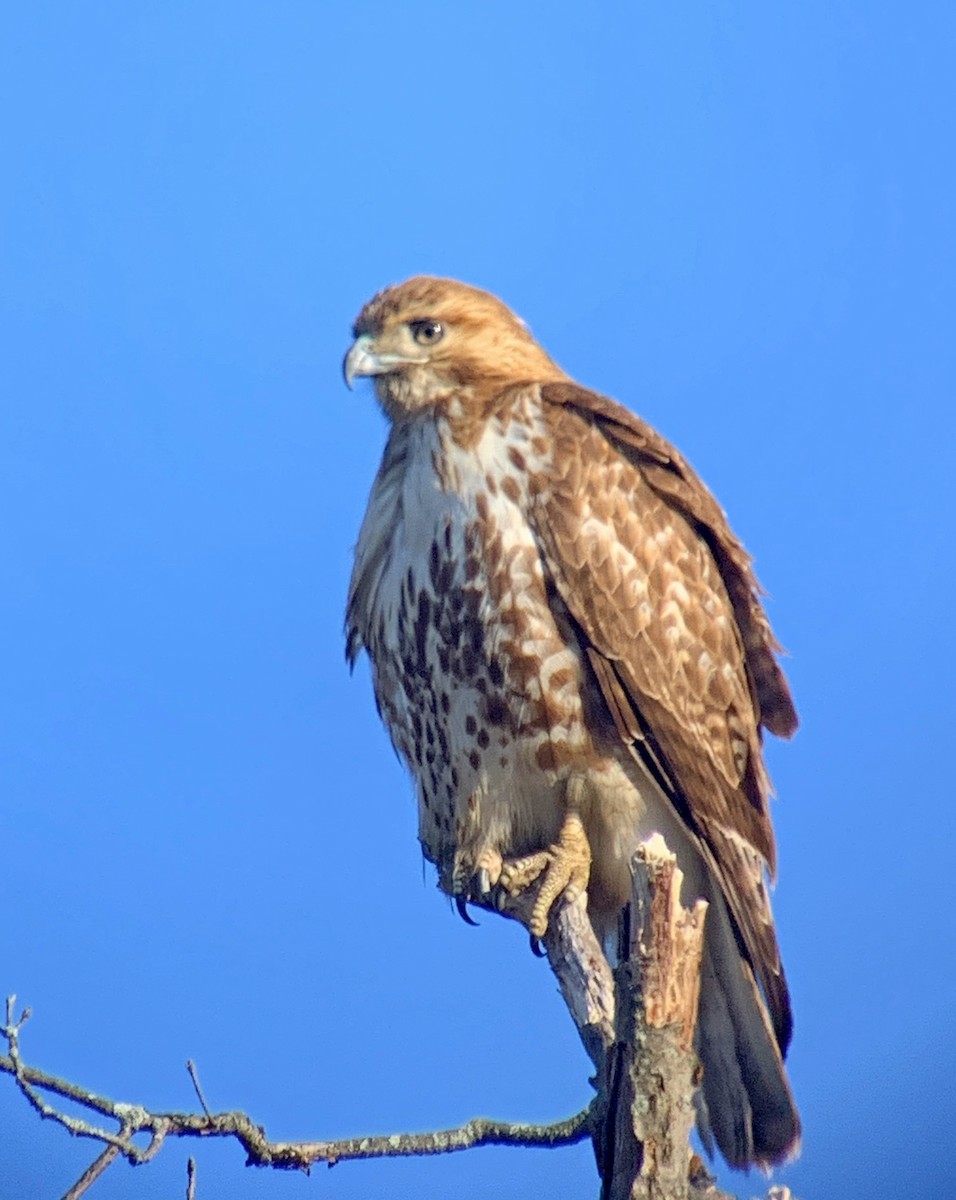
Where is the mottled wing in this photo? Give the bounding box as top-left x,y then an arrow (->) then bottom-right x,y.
532,382 -> 795,1048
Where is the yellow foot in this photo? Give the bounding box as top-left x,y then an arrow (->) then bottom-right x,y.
499,811 -> 591,938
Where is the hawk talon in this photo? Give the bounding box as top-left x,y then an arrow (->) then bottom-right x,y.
455,896 -> 480,926
529,934 -> 547,958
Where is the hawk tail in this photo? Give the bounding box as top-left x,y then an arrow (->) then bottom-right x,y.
694,890 -> 801,1169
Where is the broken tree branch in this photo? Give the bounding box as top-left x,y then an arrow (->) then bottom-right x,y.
602,834 -> 709,1200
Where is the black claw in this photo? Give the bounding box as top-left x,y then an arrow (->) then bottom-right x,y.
456,896 -> 480,926
529,934 -> 546,958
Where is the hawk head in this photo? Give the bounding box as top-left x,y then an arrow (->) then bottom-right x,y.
343,276 -> 566,419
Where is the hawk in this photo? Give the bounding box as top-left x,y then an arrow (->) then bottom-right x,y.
343,276 -> 800,1170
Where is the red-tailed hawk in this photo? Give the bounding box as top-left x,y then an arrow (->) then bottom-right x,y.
344,276 -> 800,1170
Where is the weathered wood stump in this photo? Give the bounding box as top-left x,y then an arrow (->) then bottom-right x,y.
539,833 -> 711,1200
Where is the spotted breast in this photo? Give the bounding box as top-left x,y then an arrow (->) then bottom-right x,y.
346,388 -> 613,898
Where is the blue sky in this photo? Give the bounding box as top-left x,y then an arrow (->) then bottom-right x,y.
2,3 -> 954,1197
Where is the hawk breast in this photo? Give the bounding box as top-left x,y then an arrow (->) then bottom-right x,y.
347,398 -> 598,882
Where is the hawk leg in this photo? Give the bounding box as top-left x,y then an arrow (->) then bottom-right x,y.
499,780 -> 592,938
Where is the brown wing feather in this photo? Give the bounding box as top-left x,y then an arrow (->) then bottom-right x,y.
542,382 -> 798,739
534,382 -> 794,1049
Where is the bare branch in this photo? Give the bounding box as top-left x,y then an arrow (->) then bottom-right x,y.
186,1059 -> 212,1120
471,887 -> 617,1075
0,1015 -> 592,1182
3,996 -> 141,1157
60,1142 -> 123,1200
543,893 -> 617,1073
2,860 -> 779,1200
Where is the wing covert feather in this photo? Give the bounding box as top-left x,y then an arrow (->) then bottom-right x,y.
542,383 -> 798,738
533,382 -> 794,1047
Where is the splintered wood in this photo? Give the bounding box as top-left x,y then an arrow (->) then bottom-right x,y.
631,835 -> 708,1053
602,834 -> 709,1200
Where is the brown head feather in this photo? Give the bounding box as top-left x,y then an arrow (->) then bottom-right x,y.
350,276 -> 567,418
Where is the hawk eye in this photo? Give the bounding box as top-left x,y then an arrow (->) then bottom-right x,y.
410,319 -> 444,346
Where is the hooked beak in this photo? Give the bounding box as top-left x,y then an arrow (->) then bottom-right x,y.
343,334 -> 409,390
